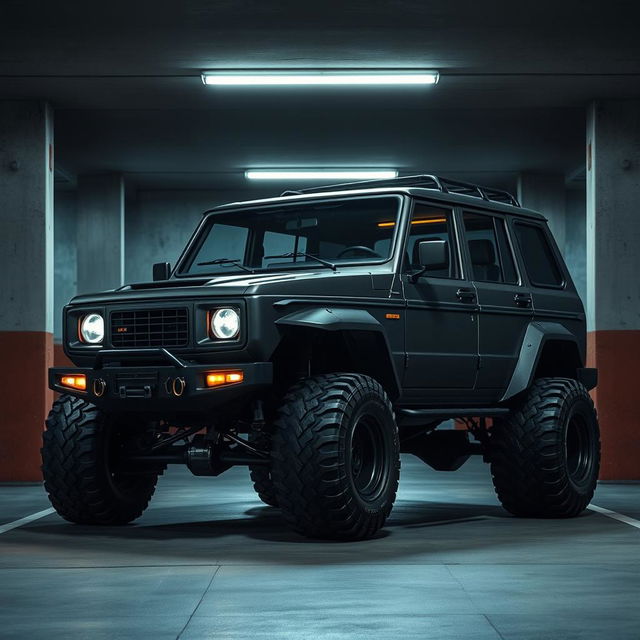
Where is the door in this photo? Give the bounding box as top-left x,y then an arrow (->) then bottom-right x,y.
511,220 -> 585,349
461,210 -> 533,394
401,203 -> 479,395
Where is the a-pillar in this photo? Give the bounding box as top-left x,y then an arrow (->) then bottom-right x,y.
0,101 -> 54,481
77,174 -> 124,294
517,172 -> 567,255
586,100 -> 640,480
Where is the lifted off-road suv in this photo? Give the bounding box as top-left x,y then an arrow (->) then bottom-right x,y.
43,174 -> 600,540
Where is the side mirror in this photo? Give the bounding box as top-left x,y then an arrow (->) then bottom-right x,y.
418,239 -> 449,270
411,240 -> 449,282
153,262 -> 171,281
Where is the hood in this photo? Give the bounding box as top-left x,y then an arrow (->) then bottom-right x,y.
68,267 -> 382,306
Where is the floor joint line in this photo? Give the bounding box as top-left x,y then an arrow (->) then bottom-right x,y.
176,565 -> 220,639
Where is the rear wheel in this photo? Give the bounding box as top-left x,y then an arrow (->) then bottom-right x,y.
490,378 -> 600,518
41,394 -> 158,525
271,373 -> 400,540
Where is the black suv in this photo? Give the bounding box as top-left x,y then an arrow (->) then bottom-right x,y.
43,175 -> 600,540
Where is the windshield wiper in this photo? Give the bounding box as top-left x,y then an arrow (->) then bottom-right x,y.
196,257 -> 254,273
264,252 -> 337,271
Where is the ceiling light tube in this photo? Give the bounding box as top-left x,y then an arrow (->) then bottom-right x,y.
202,70 -> 439,87
245,170 -> 398,181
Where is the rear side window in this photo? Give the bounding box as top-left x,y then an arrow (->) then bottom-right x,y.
514,223 -> 563,287
462,212 -> 518,284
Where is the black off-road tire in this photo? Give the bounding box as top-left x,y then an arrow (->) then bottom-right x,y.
248,430 -> 278,507
271,373 -> 400,540
490,378 -> 600,518
41,394 -> 158,525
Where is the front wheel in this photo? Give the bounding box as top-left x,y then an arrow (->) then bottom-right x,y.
42,394 -> 158,525
271,373 -> 400,540
490,378 -> 600,518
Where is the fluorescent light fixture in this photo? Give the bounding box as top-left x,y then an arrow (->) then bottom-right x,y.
245,170 -> 399,181
202,70 -> 439,86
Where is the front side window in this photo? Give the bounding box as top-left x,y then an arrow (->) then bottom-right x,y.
404,204 -> 458,278
179,196 -> 401,276
463,212 -> 518,284
514,222 -> 563,287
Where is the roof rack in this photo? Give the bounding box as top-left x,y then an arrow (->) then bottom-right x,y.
280,174 -> 520,207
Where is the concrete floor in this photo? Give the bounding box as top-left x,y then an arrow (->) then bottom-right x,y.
0,456 -> 638,640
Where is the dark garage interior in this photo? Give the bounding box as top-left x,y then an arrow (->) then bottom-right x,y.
1,2 -> 640,638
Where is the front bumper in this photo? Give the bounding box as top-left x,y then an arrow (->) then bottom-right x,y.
49,361 -> 273,413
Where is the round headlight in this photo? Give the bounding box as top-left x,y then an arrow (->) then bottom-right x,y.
80,313 -> 104,344
210,308 -> 240,340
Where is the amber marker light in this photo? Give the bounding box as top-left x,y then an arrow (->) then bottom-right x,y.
205,371 -> 244,387
60,374 -> 87,391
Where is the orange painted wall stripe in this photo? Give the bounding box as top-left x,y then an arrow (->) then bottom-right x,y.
0,331 -> 53,482
53,343 -> 73,368
587,330 -> 640,481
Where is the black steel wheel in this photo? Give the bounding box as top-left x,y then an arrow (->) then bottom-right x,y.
490,378 -> 600,518
42,394 -> 158,525
271,373 -> 400,540
349,414 -> 391,503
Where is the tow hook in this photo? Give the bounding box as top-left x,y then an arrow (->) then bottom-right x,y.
171,377 -> 186,397
92,378 -> 106,397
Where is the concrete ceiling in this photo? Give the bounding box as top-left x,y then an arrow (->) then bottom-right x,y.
2,0 -> 640,192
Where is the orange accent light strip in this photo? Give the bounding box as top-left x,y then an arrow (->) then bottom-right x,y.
206,371 -> 244,387
377,218 -> 447,228
412,218 -> 447,225
60,374 -> 87,391
385,313 -> 401,319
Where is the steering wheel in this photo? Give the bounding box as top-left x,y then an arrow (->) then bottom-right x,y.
337,245 -> 382,259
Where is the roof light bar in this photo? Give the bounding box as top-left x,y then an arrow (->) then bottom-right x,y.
202,70 -> 439,87
246,170 -> 398,181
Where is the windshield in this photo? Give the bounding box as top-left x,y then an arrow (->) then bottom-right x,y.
179,196 -> 402,276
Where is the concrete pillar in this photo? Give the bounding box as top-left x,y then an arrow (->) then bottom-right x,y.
564,188 -> 587,305
0,101 -> 54,481
586,100 -> 640,480
518,172 -> 567,254
77,174 -> 124,294
53,190 -> 77,367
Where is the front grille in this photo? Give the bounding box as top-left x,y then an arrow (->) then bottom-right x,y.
110,308 -> 189,348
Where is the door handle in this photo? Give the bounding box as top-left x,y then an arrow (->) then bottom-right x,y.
456,288 -> 476,303
514,293 -> 532,307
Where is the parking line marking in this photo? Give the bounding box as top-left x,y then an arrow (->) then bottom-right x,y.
588,504 -> 640,530
0,508 -> 55,535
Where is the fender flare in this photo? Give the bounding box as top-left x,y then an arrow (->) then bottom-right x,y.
275,307 -> 401,399
500,321 -> 583,402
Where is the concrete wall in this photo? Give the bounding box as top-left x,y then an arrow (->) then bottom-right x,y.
125,189 -> 262,283
53,190 -> 77,341
53,188 -> 251,333
77,174 -> 124,294
565,187 -> 587,305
